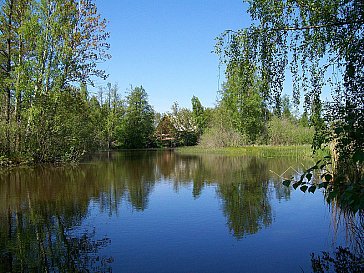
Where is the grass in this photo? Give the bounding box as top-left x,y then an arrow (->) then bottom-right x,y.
176,145 -> 329,159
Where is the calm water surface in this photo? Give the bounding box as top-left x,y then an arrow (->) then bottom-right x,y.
0,151 -> 348,272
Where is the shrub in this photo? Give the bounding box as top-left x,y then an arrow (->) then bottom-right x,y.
199,125 -> 243,148
268,116 -> 314,145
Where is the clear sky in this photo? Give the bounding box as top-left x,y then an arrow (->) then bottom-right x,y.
94,0 -> 251,113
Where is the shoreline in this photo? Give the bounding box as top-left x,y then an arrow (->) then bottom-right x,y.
0,145 -> 330,168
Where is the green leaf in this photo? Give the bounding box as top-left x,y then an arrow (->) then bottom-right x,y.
293,182 -> 301,190
334,127 -> 344,134
308,185 -> 316,193
300,185 -> 308,192
282,180 -> 291,187
353,150 -> 364,163
328,191 -> 337,201
299,174 -> 305,183
306,172 -> 312,181
318,182 -> 329,189
324,174 -> 332,182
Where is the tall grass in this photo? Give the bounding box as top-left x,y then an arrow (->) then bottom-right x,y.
176,145 -> 317,158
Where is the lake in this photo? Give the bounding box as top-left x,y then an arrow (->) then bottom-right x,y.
0,150 -> 349,272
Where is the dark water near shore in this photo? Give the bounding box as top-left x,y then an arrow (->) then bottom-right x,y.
0,150 -> 348,272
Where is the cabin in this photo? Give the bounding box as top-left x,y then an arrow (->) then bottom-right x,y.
155,115 -> 178,147
155,114 -> 198,147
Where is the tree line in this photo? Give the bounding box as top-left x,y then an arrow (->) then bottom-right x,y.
1,0 -> 361,175
91,82 -> 313,152
0,0 -> 320,166
0,0 -> 110,162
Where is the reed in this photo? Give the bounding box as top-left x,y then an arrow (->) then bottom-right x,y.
176,145 -> 327,159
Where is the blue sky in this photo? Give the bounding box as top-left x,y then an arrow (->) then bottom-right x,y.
94,0 -> 251,113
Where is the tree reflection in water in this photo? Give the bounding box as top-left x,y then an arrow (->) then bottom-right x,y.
0,167 -> 113,272
0,151 -> 313,270
216,157 -> 272,238
0,201 -> 112,272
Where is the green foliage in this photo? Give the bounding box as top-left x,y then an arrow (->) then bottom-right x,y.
168,102 -> 198,146
23,88 -> 98,162
177,145 -> 312,159
220,50 -> 266,143
215,0 -> 363,211
198,106 -> 243,148
191,95 -> 208,136
100,83 -> 125,149
268,116 -> 314,145
154,115 -> 178,147
199,126 -> 242,148
0,0 -> 110,163
281,94 -> 293,120
281,156 -> 364,213
299,110 -> 310,127
117,86 -> 155,149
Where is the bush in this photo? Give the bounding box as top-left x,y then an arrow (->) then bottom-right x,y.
268,116 -> 314,145
199,125 -> 243,148
24,90 -> 97,163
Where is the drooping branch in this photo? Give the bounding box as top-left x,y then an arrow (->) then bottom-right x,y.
224,19 -> 364,35
273,19 -> 364,32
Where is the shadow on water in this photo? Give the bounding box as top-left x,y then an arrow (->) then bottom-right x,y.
0,150 -> 350,271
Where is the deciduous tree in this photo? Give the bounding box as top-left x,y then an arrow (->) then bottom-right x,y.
118,86 -> 154,149
216,0 -> 363,209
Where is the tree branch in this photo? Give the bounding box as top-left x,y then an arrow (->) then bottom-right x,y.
274,19 -> 364,31
223,19 -> 364,35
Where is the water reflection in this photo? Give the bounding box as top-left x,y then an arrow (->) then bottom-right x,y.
216,157 -> 272,238
0,167 -> 112,272
0,151 -> 312,271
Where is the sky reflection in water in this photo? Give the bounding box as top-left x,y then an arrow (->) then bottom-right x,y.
0,151 -> 347,272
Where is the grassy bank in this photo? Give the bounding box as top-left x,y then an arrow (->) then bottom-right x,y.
176,145 -> 329,159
